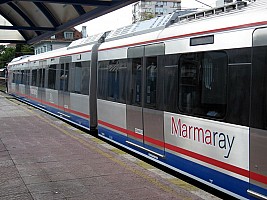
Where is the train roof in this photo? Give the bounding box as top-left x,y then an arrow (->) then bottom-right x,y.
99,0 -> 266,55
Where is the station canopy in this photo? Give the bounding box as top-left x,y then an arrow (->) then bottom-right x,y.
0,0 -> 137,44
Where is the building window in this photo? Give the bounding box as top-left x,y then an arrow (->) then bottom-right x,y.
172,2 -> 180,8
64,32 -> 74,39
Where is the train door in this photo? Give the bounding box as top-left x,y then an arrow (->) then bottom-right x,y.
126,44 -> 165,158
248,28 -> 267,199
58,57 -> 71,117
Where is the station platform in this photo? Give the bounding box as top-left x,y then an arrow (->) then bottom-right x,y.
0,92 -> 221,200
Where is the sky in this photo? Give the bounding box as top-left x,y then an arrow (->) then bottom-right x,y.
75,0 -> 217,36
75,4 -> 133,36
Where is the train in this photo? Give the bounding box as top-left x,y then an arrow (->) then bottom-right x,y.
6,0 -> 267,199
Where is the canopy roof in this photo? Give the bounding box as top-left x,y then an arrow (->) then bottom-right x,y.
0,0 -> 137,44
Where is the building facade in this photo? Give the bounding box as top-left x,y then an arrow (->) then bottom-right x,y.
33,28 -> 82,55
216,0 -> 235,7
132,0 -> 181,23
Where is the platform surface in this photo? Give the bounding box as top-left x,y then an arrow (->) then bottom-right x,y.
0,92 -> 221,200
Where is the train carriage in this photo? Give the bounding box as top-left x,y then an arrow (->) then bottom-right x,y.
7,1 -> 267,199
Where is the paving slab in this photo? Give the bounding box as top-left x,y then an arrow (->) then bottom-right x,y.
0,92 -> 221,200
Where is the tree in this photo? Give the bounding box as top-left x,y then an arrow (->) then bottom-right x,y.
141,12 -> 155,21
15,44 -> 34,57
0,45 -> 5,53
0,46 -> 15,68
0,44 -> 34,68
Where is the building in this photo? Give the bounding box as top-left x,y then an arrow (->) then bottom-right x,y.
132,0 -> 181,23
33,28 -> 82,55
216,0 -> 234,6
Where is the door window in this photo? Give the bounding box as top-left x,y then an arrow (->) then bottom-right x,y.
145,57 -> 157,108
129,58 -> 142,106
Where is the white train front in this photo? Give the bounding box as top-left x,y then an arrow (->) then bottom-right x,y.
7,1 -> 267,199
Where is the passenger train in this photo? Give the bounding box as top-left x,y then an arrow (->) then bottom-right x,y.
7,0 -> 267,199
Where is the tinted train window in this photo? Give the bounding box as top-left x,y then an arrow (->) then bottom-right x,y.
145,57 -> 157,108
68,62 -> 89,94
31,69 -> 37,86
98,62 -> 107,99
178,51 -> 227,118
81,61 -> 90,95
98,59 -> 127,103
11,71 -> 15,83
65,63 -> 69,91
59,63 -> 69,91
128,58 -> 142,106
12,70 -> 18,83
17,70 -> 22,84
37,69 -> 45,87
25,70 -> 30,85
48,64 -> 56,89
74,62 -> 82,93
251,45 -> 267,129
160,55 -> 178,112
59,64 -> 65,91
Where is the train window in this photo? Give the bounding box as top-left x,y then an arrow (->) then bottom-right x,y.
145,57 -> 157,108
128,58 -> 143,106
25,70 -> 30,85
59,64 -> 64,91
178,51 -> 227,118
159,55 -> 178,112
98,59 -> 127,103
68,61 -> 90,94
227,48 -> 251,64
37,69 -> 45,87
31,69 -> 37,86
14,70 -> 21,84
65,63 -> 69,91
18,70 -> 22,84
11,71 -> 15,83
48,64 -> 56,89
21,70 -> 25,84
98,61 -> 108,99
12,70 -> 18,83
59,63 -> 69,91
74,62 -> 82,93
251,45 -> 267,129
81,61 -> 90,95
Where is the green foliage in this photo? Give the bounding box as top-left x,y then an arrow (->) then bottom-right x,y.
141,12 -> 155,21
0,44 -> 34,68
15,44 -> 34,57
0,46 -> 15,68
